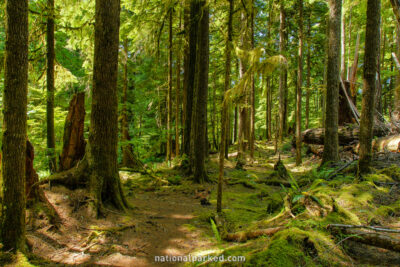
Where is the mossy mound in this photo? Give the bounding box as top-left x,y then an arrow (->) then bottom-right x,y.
245,228 -> 348,267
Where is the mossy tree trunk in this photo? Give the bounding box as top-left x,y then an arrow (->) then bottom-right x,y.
46,0 -> 57,173
1,0 -> 29,252
279,2 -> 287,142
249,0 -> 255,160
167,9 -> 173,161
88,0 -> 128,215
395,24 -> 400,114
358,0 -> 381,174
322,0 -> 341,164
236,7 -> 251,168
217,0 -> 234,213
295,0 -> 304,166
190,0 -> 209,183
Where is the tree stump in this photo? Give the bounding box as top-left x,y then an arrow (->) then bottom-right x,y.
59,92 -> 86,171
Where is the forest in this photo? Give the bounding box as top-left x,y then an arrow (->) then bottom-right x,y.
0,0 -> 400,266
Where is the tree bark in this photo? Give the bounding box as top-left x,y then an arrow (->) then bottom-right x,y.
167,9 -> 173,161
175,12 -> 182,157
217,0 -> 233,213
306,18 -> 311,130
1,0 -> 29,252
190,0 -> 209,183
296,0 -> 304,166
358,0 -> 381,174
47,0 -> 57,173
249,1 -> 255,160
183,0 -> 198,157
322,0 -> 342,164
59,92 -> 86,171
89,0 -> 128,215
395,25 -> 400,114
279,2 -> 287,142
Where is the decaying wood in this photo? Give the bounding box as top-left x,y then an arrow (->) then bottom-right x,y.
372,135 -> 400,152
299,126 -> 387,146
339,80 -> 357,125
224,227 -> 283,242
25,140 -> 62,225
59,92 -> 86,172
328,224 -> 400,253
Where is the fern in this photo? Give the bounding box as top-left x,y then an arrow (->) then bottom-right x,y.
210,218 -> 221,243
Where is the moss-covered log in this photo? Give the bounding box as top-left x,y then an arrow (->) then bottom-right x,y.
224,227 -> 283,242
297,126 -> 387,146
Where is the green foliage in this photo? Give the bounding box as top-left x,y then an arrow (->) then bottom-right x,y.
210,218 -> 221,243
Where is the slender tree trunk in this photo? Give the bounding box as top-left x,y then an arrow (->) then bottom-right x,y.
306,18 -> 311,129
47,0 -> 56,173
217,0 -> 234,213
236,8 -> 250,168
190,0 -> 209,183
395,24 -> 400,113
249,1 -> 255,160
212,73 -> 217,150
176,13 -> 182,157
167,10 -> 173,161
341,1 -> 347,80
279,2 -> 287,142
296,0 -> 304,166
322,0 -> 342,164
89,0 -> 128,215
358,0 -> 381,174
1,0 -> 29,252
182,0 -> 190,153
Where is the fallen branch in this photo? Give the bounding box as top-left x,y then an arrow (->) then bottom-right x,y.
328,224 -> 400,234
328,224 -> 400,253
224,227 -> 283,242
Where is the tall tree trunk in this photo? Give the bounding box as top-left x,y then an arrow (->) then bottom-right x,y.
89,0 -> 128,215
296,0 -> 304,166
120,40 -> 138,169
279,2 -> 287,142
236,8 -> 250,168
306,17 -> 311,129
176,12 -> 182,157
190,0 -> 209,183
322,0 -> 342,164
1,0 -> 29,252
358,0 -> 381,174
341,2 -> 346,80
395,24 -> 400,114
249,1 -> 255,160
217,0 -> 234,213
47,0 -> 56,173
183,0 -> 198,157
167,9 -> 173,161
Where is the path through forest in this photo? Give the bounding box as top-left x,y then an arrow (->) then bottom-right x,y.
27,183 -> 216,266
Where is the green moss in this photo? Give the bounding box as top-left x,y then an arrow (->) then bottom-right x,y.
376,165 -> 400,181
364,173 -> 393,183
246,228 -> 347,267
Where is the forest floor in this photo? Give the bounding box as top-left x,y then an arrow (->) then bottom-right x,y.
3,140 -> 400,266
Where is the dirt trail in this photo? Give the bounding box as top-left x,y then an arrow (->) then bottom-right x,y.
28,186 -> 214,267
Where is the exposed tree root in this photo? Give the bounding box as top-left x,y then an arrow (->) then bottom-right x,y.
224,227 -> 284,242
328,224 -> 400,252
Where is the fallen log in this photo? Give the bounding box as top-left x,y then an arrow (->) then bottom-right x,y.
328,224 -> 400,253
298,126 -> 388,146
372,134 -> 400,153
224,227 -> 283,242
